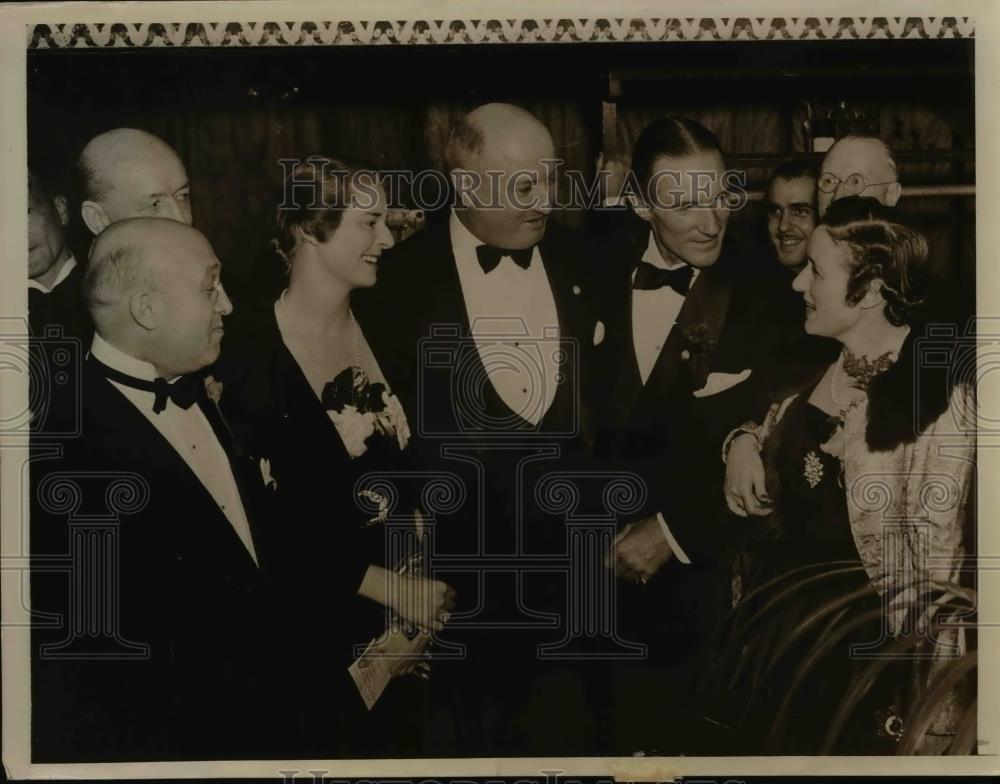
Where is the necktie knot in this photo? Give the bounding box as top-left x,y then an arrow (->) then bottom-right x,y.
633,261 -> 694,296
476,244 -> 533,274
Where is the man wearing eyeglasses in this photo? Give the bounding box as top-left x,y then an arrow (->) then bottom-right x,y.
816,135 -> 901,216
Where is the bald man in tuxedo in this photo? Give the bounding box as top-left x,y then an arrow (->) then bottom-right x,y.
31,219 -> 289,761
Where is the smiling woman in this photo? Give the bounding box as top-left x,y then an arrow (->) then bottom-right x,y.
718,197 -> 975,754
213,153 -> 453,756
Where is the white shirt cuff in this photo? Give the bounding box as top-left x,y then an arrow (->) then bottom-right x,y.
656,512 -> 692,565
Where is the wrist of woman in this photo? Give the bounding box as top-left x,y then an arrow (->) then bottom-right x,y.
358,564 -> 396,609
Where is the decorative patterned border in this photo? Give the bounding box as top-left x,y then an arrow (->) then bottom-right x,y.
28,16 -> 975,48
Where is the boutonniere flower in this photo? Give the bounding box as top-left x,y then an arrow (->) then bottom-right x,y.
204,374 -> 224,404
202,373 -> 249,459
679,322 -> 719,391
259,457 -> 277,491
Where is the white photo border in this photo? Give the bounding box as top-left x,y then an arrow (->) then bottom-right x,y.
2,0 -> 997,779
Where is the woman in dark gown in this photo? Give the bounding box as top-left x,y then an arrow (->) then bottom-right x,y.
709,198 -> 975,754
217,155 -> 455,756
721,378 -> 894,754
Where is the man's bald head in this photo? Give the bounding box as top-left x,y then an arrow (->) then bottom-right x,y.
818,135 -> 900,216
86,218 -> 232,377
86,218 -> 162,313
445,103 -> 557,250
444,103 -> 554,173
78,129 -> 192,236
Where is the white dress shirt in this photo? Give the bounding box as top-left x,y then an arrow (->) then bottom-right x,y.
90,334 -> 258,565
631,232 -> 700,385
631,231 -> 695,565
450,211 -> 561,426
28,255 -> 76,293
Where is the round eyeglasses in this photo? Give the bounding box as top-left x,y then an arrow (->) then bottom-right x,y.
817,171 -> 897,195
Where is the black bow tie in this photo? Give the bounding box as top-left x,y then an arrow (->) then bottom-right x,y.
476,244 -> 533,274
90,356 -> 203,414
633,261 -> 694,296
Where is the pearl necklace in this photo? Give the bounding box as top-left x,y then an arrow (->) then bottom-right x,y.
829,350 -> 848,410
275,292 -> 361,378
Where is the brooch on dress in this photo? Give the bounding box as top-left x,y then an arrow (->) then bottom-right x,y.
357,487 -> 390,528
803,450 -> 824,488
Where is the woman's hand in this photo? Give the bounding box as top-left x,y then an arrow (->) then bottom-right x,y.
360,567 -> 456,631
724,433 -> 773,517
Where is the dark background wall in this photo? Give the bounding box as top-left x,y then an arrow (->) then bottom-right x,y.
27,38 -> 974,298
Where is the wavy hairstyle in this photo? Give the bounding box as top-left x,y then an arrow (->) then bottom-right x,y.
821,196 -> 928,326
271,154 -> 377,272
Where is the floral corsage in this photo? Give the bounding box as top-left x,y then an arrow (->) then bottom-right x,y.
321,366 -> 411,459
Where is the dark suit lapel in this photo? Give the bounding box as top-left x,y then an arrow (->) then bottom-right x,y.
605,244 -> 646,425
83,358 -> 261,570
536,233 -> 590,343
421,226 -> 475,337
535,234 -> 593,429
197,394 -> 272,568
639,257 -> 734,405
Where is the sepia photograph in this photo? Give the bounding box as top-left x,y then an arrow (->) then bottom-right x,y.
1,0 -> 997,779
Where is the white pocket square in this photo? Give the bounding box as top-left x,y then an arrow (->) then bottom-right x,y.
693,368 -> 752,398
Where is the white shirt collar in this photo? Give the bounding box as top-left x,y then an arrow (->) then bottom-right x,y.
28,255 -> 77,293
90,332 -> 160,382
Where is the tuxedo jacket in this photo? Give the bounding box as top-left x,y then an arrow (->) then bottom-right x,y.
31,355 -> 289,762
353,218 -> 604,628
591,233 -> 790,562
355,219 -> 602,441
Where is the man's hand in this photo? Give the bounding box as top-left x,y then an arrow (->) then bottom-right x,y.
606,515 -> 675,584
724,433 -> 773,517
